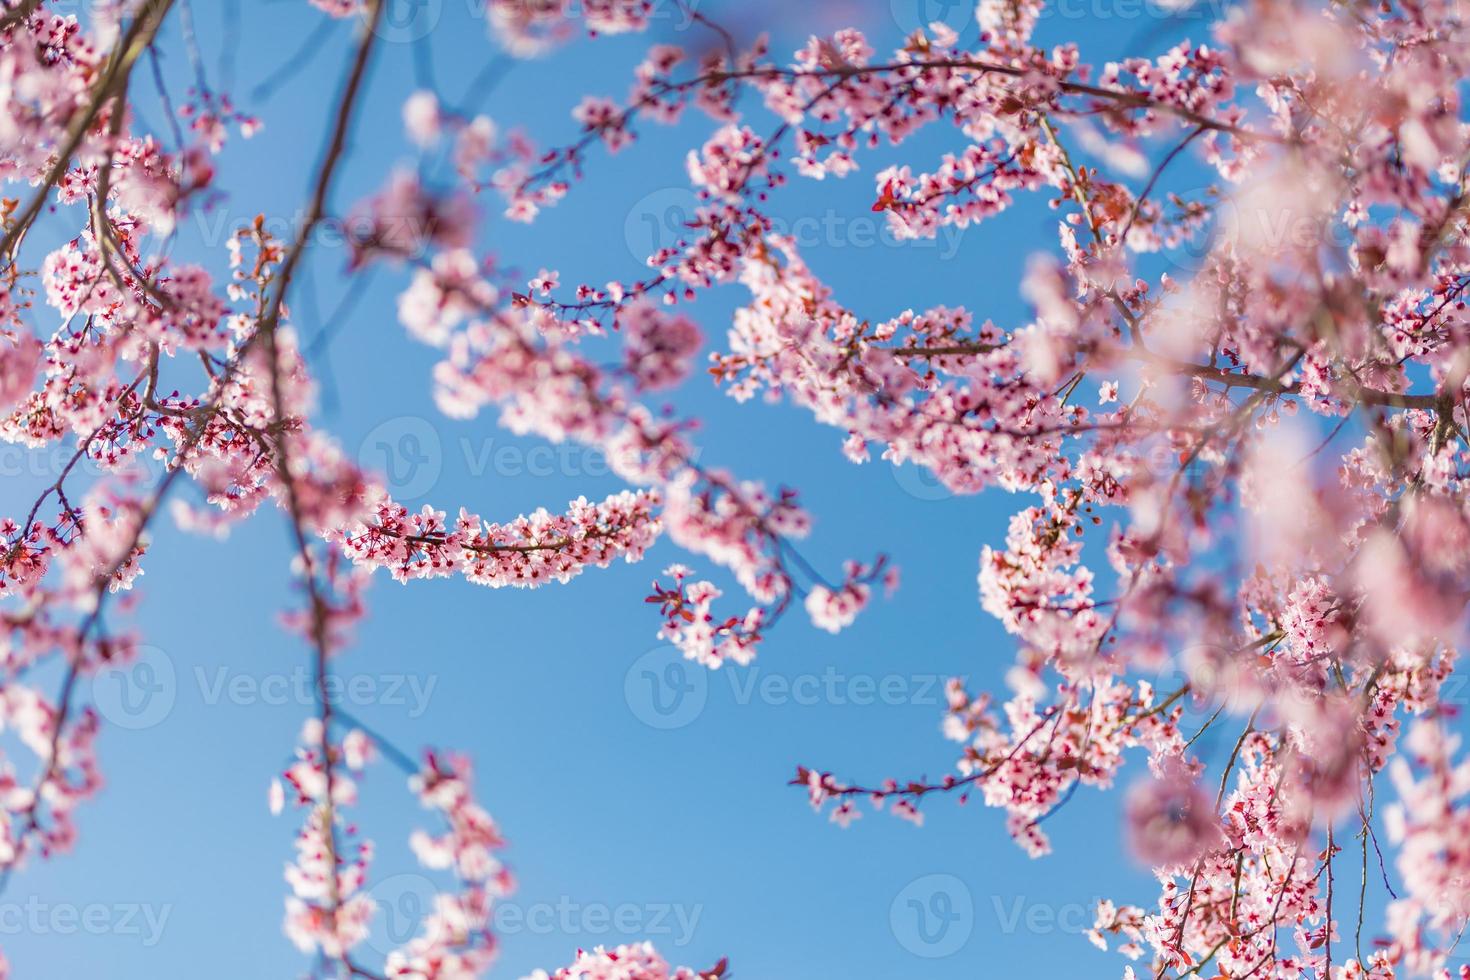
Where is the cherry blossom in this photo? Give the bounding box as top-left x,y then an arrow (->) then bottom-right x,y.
0,0 -> 1467,975
522,943 -> 725,980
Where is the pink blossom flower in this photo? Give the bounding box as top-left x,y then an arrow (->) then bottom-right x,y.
402,90 -> 441,147
1124,766 -> 1219,870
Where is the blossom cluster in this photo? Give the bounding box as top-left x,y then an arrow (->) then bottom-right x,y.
0,0 -> 1467,976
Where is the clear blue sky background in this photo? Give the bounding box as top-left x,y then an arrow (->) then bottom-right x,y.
0,1 -> 1378,977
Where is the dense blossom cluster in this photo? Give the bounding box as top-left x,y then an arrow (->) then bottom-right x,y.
336,489 -> 662,587
386,751 -> 516,978
279,722 -> 377,960
0,0 -> 1468,975
521,943 -> 724,980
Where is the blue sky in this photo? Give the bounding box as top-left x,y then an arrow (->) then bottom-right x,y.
0,0 -> 1328,976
